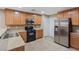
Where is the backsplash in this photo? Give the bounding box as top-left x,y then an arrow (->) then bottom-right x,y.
7,26 -> 25,29
34,24 -> 41,28
72,25 -> 79,32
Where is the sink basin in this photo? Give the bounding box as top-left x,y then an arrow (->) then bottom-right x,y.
1,33 -> 19,39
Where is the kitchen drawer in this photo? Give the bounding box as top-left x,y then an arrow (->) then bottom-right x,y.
70,33 -> 79,50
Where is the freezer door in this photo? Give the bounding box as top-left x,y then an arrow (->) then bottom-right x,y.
54,20 -> 60,43
59,20 -> 69,47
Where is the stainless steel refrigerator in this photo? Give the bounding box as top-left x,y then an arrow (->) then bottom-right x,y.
54,18 -> 72,48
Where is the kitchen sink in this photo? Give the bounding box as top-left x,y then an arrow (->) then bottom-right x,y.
1,33 -> 19,39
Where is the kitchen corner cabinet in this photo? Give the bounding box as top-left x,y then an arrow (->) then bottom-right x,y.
57,12 -> 64,19
33,15 -> 42,25
63,11 -> 71,19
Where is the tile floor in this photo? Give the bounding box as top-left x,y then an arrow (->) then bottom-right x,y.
25,37 -> 77,51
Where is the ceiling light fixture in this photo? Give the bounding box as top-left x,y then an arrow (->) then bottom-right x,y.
15,11 -> 19,14
31,9 -> 36,11
41,11 -> 44,14
18,7 -> 22,8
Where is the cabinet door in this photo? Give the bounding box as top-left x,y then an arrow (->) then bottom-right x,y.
33,15 -> 42,24
69,9 -> 79,25
39,30 -> 43,38
37,16 -> 42,24
33,15 -> 38,24
57,12 -> 64,19
20,13 -> 26,25
20,13 -> 33,25
70,34 -> 79,50
63,11 -> 71,19
13,11 -> 21,25
36,30 -> 39,39
36,30 -> 43,39
26,13 -> 32,19
5,10 -> 14,25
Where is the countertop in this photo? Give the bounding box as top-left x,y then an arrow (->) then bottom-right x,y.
18,28 -> 43,32
71,32 -> 79,35
0,28 -> 7,37
70,32 -> 79,37
34,28 -> 43,30
0,35 -> 25,51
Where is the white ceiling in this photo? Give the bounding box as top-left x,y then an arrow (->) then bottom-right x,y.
3,7 -> 74,15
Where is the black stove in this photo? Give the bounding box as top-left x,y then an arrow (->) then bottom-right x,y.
25,18 -> 36,43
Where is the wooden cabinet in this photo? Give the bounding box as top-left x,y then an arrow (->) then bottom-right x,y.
5,9 -> 42,26
57,8 -> 79,25
10,46 -> 24,51
57,12 -> 64,19
19,30 -> 43,42
69,9 -> 79,25
37,16 -> 42,24
70,33 -> 79,50
20,13 -> 27,25
36,30 -> 43,39
20,13 -> 33,25
5,9 -> 21,25
63,11 -> 71,19
5,9 -> 14,25
33,15 -> 42,24
13,11 -> 21,25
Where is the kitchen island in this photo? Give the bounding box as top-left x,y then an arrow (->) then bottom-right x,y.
19,29 -> 43,43
0,35 -> 25,51
0,27 -> 43,51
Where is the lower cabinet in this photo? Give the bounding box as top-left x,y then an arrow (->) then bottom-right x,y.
36,30 -> 43,39
19,30 -> 43,43
9,46 -> 25,51
70,33 -> 79,50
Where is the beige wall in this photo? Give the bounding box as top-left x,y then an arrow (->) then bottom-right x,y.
49,15 -> 58,38
0,10 -> 6,28
41,15 -> 50,37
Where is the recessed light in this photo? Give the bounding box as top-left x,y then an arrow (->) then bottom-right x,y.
15,11 -> 19,14
18,7 -> 22,8
41,11 -> 44,14
31,9 -> 36,11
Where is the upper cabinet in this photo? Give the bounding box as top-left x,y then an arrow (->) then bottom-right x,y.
63,11 -> 71,19
5,9 -> 42,26
20,12 -> 27,25
57,8 -> 79,25
13,11 -> 21,25
69,9 -> 79,25
5,9 -> 14,25
57,12 -> 64,19
33,15 -> 42,25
